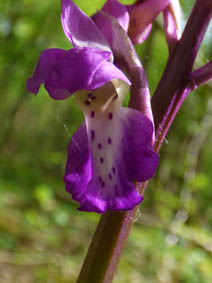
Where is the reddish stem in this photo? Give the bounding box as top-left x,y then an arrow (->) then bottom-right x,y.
152,0 -> 212,150
189,61 -> 212,90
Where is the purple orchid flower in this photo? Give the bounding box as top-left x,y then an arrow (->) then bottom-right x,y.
94,0 -> 180,47
27,0 -> 158,214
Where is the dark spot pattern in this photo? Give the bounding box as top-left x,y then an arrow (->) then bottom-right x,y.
108,173 -> 112,180
86,93 -> 96,104
112,167 -> 116,174
109,112 -> 113,120
100,157 -> 104,164
91,111 -> 95,118
113,95 -> 118,100
98,176 -> 105,188
91,130 -> 95,141
108,137 -> 112,144
114,185 -> 118,191
98,143 -> 102,150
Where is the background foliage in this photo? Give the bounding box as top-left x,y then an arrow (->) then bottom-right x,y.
0,0 -> 211,282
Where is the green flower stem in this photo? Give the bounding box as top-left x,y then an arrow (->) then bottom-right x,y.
77,1 -> 212,282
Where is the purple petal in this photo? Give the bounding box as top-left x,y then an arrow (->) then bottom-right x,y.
45,47 -> 130,100
93,0 -> 129,46
44,48 -> 109,99
78,180 -> 143,213
89,60 -> 131,89
121,108 -> 158,181
63,122 -> 91,203
61,0 -> 110,51
101,0 -> 129,32
27,48 -> 67,94
128,0 -> 170,44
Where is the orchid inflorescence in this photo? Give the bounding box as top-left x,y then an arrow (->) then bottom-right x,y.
27,0 -> 180,213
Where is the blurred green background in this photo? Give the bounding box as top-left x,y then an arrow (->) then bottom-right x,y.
0,0 -> 212,282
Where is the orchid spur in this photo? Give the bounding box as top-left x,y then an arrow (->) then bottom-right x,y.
27,0 -> 158,213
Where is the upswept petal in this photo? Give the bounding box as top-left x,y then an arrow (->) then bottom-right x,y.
93,0 -> 129,46
27,48 -> 67,94
102,0 -> 129,32
61,0 -> 111,52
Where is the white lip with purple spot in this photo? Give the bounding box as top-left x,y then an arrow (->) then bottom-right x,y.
75,79 -> 129,197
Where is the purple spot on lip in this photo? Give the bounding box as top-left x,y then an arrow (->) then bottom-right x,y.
91,111 -> 95,118
98,143 -> 102,149
91,130 -> 95,141
108,137 -> 112,144
100,157 -> 104,164
109,173 -> 112,180
85,100 -> 90,105
113,95 -> 118,100
91,96 -> 96,100
87,93 -> 92,98
99,176 -> 105,187
112,167 -> 116,174
109,112 -> 113,120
